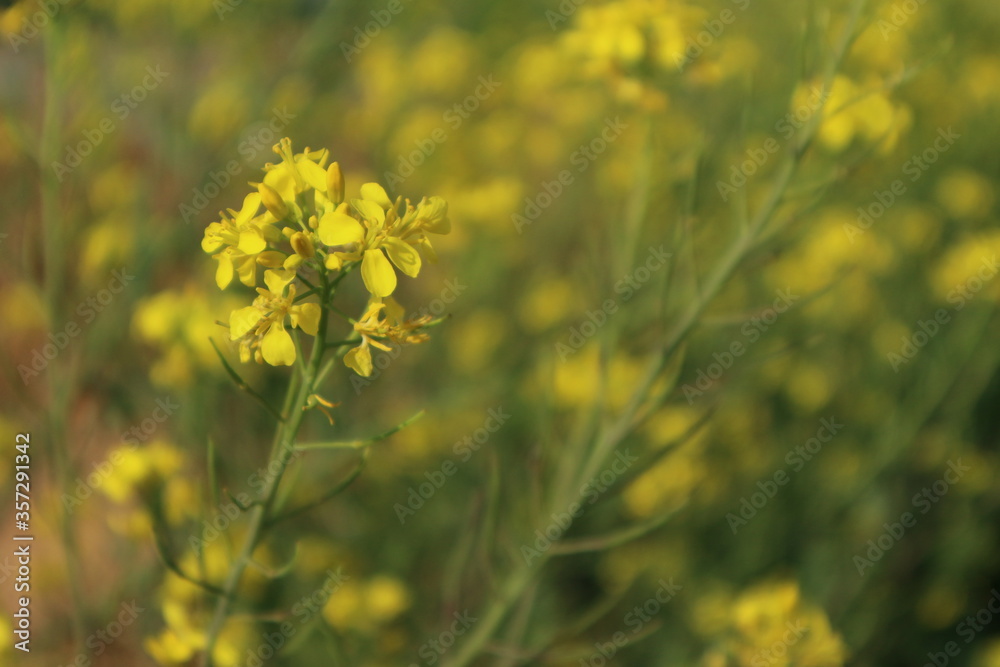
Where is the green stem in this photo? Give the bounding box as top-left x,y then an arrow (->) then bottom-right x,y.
41,17 -> 89,651
445,4 -> 868,664
201,275 -> 332,666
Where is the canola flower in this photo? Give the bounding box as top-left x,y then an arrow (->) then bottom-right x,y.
202,137 -> 450,373
188,139 -> 450,667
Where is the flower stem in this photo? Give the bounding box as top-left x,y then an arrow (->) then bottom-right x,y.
41,16 -> 90,653
201,274 -> 331,666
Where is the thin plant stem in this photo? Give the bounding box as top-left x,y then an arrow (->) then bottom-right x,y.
201,273 -> 332,666
41,16 -> 89,652
444,3 -> 868,664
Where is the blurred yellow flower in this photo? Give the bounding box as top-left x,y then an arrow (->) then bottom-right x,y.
725,580 -> 848,667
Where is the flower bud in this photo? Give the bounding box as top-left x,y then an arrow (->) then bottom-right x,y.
290,232 -> 316,259
257,182 -> 289,220
327,162 -> 345,205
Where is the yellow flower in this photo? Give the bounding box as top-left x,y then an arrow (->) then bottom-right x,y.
318,184 -> 450,298
262,137 -> 330,203
201,138 -> 451,371
202,193 -> 286,289
343,300 -> 431,377
228,270 -> 321,366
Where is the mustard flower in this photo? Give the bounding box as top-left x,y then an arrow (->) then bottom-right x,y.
201,138 -> 449,368
201,193 -> 286,289
228,270 -> 320,366
318,184 -> 450,298
344,299 -> 431,377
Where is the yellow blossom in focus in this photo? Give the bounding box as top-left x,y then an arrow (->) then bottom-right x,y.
228,269 -> 321,366
202,192 -> 285,289
344,299 -> 431,377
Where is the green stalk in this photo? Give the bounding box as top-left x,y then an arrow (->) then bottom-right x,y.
201,273 -> 332,667
445,4 -> 868,664
41,16 -> 89,651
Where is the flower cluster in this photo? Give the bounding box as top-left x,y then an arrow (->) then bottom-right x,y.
202,139 -> 450,371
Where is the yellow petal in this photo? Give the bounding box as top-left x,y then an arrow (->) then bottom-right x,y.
415,196 -> 450,234
235,192 -> 262,224
236,257 -> 257,287
229,307 -> 262,339
382,237 -> 422,278
256,250 -> 287,268
264,269 -> 295,294
202,224 -> 224,253
261,323 -> 295,366
344,344 -> 373,377
298,159 -> 328,192
383,296 -> 405,325
238,228 -> 267,254
361,249 -> 397,297
264,166 -> 296,202
215,253 -> 234,289
291,303 -> 321,336
419,236 -> 439,263
318,211 -> 365,246
360,183 -> 393,209
351,198 -> 386,226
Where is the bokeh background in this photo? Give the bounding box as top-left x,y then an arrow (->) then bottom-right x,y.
1,0 -> 1000,665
